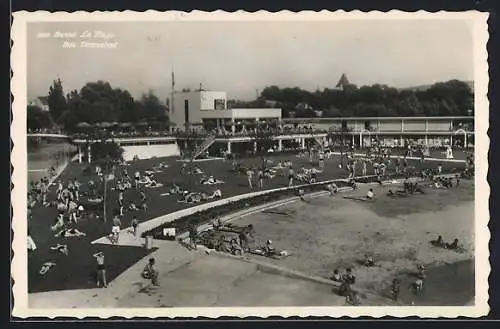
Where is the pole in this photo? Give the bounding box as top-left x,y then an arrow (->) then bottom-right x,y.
103,176 -> 107,222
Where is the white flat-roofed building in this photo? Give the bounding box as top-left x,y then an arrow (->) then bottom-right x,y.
282,116 -> 474,147
170,90 -> 282,132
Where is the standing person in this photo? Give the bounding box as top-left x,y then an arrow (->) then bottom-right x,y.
288,166 -> 295,187
41,181 -> 48,205
56,180 -> 63,201
68,200 -> 78,223
118,191 -> 124,216
361,160 -> 367,177
139,191 -> 148,212
391,278 -> 400,301
93,251 -> 107,288
257,169 -> 264,190
111,213 -> 122,244
188,223 -> 198,250
131,216 -> 139,237
134,171 -> 141,188
73,178 -> 80,201
246,168 -> 253,190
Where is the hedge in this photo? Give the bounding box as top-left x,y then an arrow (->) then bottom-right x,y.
141,165 -> 468,240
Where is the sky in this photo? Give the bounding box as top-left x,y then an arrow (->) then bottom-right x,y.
27,19 -> 474,102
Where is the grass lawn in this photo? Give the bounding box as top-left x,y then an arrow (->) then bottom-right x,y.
27,151 -> 467,293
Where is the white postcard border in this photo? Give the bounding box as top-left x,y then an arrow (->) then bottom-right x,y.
11,10 -> 491,318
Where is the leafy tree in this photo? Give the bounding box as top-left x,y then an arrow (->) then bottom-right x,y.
47,78 -> 67,122
136,90 -> 168,122
91,141 -> 124,163
27,105 -> 53,131
257,80 -> 473,118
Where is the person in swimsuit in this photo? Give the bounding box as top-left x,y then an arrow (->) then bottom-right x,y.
257,169 -> 264,190
288,166 -> 295,187
131,216 -> 139,237
93,252 -> 107,288
50,244 -> 69,256
246,169 -> 253,190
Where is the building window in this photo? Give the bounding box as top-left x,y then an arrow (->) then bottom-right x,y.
214,99 -> 225,110
184,100 -> 189,124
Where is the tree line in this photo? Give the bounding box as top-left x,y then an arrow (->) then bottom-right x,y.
229,80 -> 474,118
28,79 -> 168,133
28,78 -> 474,133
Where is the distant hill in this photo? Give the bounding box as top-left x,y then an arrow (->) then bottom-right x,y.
398,81 -> 474,92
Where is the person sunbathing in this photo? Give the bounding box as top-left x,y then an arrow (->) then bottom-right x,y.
201,176 -> 223,185
51,213 -> 65,232
128,201 -> 139,211
366,189 -> 375,200
39,261 -> 56,275
88,196 -> 103,203
54,228 -> 86,238
142,258 -> 159,286
146,179 -> 162,188
445,238 -> 460,250
191,166 -> 204,174
327,183 -> 338,196
210,188 -> 222,199
230,239 -> 243,255
364,254 -> 375,267
330,269 -> 342,282
50,244 -> 69,256
264,240 -> 277,257
170,184 -> 182,194
430,235 -> 445,247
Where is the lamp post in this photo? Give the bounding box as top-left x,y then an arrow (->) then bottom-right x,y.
102,154 -> 113,223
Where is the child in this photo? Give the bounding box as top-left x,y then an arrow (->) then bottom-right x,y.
131,216 -> 139,237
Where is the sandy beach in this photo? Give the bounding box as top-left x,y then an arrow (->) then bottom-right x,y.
233,180 -> 475,305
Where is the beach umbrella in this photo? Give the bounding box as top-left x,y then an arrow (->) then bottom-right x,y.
100,122 -> 114,128
76,122 -> 91,128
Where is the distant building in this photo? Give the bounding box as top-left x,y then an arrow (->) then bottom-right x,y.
28,96 -> 49,112
335,73 -> 350,91
170,90 -> 282,132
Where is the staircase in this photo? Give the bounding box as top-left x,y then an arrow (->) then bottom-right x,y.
191,133 -> 217,160
313,135 -> 326,151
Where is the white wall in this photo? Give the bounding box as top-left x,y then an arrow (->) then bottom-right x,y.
231,108 -> 282,120
200,91 -> 227,110
171,91 -> 227,130
122,144 -> 180,161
